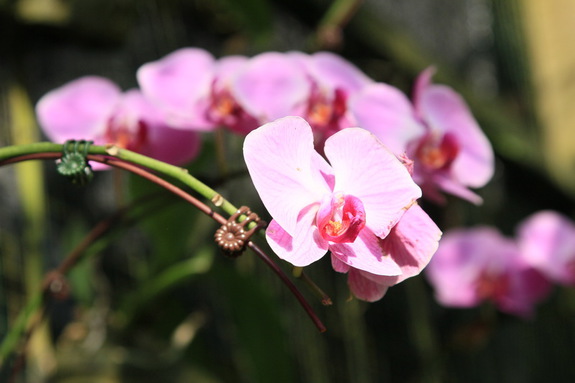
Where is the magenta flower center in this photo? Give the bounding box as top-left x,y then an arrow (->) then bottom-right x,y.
316,192 -> 366,243
416,132 -> 459,170
209,87 -> 240,120
104,117 -> 148,151
475,271 -> 510,302
306,88 -> 347,130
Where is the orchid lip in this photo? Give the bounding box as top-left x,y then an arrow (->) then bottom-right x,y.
316,192 -> 366,243
415,131 -> 459,171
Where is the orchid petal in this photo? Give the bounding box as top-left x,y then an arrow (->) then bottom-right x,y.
425,227 -> 501,307
137,48 -> 215,130
331,254 -> 351,273
36,76 -> 121,143
499,266 -> 551,318
412,66 -> 436,118
347,268 -> 389,302
517,210 -> 575,285
425,226 -> 550,315
243,116 -> 331,235
214,55 -> 248,84
366,204 -> 442,286
233,52 -> 310,122
324,127 -> 422,238
266,208 -> 329,267
145,126 -> 200,166
418,84 -> 494,188
308,51 -> 372,94
330,228 -> 402,276
433,174 -> 484,205
350,83 -> 425,155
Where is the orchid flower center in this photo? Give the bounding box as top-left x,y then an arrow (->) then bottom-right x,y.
308,100 -> 332,127
416,131 -> 459,170
316,192 -> 366,243
307,88 -> 347,130
207,85 -> 245,128
475,271 -> 509,302
212,88 -> 239,118
104,117 -> 148,151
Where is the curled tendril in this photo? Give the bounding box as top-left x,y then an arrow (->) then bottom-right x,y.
57,140 -> 94,186
215,206 -> 266,258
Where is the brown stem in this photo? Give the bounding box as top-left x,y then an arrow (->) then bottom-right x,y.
248,242 -> 327,332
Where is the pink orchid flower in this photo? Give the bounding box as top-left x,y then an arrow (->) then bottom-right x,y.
139,48 -> 301,135
335,204 -> 442,301
206,55 -> 260,134
232,52 -> 311,125
350,82 -> 425,156
289,51 -> 372,139
517,210 -> 575,286
410,68 -> 494,203
243,116 -> 425,281
137,47 -> 216,131
425,227 -> 550,318
36,76 -> 200,168
350,67 -> 494,204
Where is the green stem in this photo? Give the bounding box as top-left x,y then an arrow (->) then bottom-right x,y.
318,0 -> 363,30
316,0 -> 363,48
298,271 -> 333,306
0,148 -> 328,337
0,292 -> 42,366
0,142 -> 239,216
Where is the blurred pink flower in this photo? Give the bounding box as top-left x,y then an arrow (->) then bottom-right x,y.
137,48 -> 216,131
410,68 -> 494,204
290,52 -> 372,140
36,76 -> 200,169
350,67 -> 494,204
517,210 -> 575,286
350,82 -> 424,156
232,51 -> 372,140
243,116 -> 441,300
206,55 -> 260,134
137,49 -> 375,138
137,49 -> 309,135
426,227 -> 550,318
232,52 -> 311,126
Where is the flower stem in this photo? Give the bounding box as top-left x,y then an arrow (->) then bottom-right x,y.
299,271 -> 333,306
0,142 -> 239,215
0,148 -> 328,334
